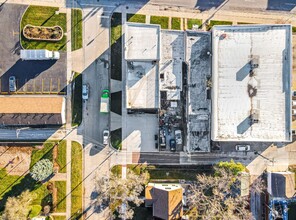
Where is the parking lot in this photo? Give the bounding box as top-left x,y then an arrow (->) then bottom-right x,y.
0,4 -> 67,95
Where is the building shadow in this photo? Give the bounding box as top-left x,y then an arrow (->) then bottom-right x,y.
195,0 -> 226,11
237,116 -> 251,134
267,0 -> 296,11
236,62 -> 250,81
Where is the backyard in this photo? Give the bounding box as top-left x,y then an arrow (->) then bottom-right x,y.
127,13 -> 146,23
0,142 -> 67,218
21,6 -> 67,51
150,16 -> 169,29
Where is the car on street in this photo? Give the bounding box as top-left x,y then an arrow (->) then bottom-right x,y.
175,129 -> 182,145
103,130 -> 110,145
82,84 -> 89,100
9,76 -> 16,92
235,145 -> 250,151
170,139 -> 176,152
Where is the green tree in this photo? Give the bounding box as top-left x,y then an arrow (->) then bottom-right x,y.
30,159 -> 53,182
2,190 -> 35,220
217,159 -> 246,175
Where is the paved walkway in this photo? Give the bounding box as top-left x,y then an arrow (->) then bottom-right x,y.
65,8 -> 73,220
51,172 -> 67,181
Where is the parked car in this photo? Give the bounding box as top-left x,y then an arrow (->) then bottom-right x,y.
82,84 -> 89,100
9,76 -> 16,92
175,129 -> 182,145
235,145 -> 250,151
103,130 -> 110,145
170,139 -> 176,152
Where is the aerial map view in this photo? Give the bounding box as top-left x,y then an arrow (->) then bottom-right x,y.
0,0 -> 296,219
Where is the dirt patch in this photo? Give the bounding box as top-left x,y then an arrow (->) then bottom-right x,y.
0,146 -> 33,175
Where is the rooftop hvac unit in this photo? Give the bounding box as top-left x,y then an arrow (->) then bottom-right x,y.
250,57 -> 259,68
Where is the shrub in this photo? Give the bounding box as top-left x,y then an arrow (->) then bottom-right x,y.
30,159 -> 53,182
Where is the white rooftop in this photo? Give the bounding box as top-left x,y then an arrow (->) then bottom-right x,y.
126,61 -> 159,109
159,31 -> 184,100
125,23 -> 160,61
212,25 -> 292,142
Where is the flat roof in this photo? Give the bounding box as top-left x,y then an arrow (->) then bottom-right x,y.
159,30 -> 184,100
186,31 -> 211,152
126,61 -> 159,109
125,23 -> 160,61
212,25 -> 292,142
0,96 -> 64,113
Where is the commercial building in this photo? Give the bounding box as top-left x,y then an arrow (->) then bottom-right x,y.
211,25 -> 292,142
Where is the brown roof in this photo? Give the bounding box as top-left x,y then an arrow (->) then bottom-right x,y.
145,183 -> 183,220
0,97 -> 64,113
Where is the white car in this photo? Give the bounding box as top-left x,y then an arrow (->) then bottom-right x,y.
235,145 -> 250,151
82,84 -> 89,100
103,130 -> 110,145
175,129 -> 182,145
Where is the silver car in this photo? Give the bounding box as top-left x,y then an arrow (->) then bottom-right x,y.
82,84 -> 89,100
9,76 -> 16,92
103,130 -> 109,145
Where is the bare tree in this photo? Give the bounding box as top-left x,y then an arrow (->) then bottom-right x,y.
2,190 -> 35,220
187,166 -> 256,220
94,169 -> 149,219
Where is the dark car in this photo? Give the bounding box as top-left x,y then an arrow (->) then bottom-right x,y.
169,139 -> 176,152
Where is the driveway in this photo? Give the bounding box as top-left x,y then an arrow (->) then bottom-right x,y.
0,3 -> 67,94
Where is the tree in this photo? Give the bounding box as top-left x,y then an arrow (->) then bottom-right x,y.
94,168 -> 149,219
187,164 -> 258,220
30,159 -> 53,182
2,190 -> 35,220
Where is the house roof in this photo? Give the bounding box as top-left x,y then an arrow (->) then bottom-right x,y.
145,183 -> 183,220
267,171 -> 295,198
0,96 -> 64,113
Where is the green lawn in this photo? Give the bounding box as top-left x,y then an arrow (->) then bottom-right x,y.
110,128 -> 122,150
0,169 -> 50,211
30,142 -> 55,167
150,16 -> 169,29
72,72 -> 82,126
187,18 -> 202,29
0,142 -> 56,212
127,13 -> 146,23
111,164 -> 213,181
293,27 -> 296,33
55,181 -> 66,212
171,17 -> 181,30
71,9 -> 83,51
56,140 -> 67,173
71,141 -> 83,219
21,6 -> 67,51
28,205 -> 42,218
207,20 -> 232,30
111,13 -> 122,81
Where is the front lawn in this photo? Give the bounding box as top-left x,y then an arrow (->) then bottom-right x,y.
30,142 -> 55,167
187,18 -> 202,29
56,141 -> 67,173
71,141 -> 83,219
171,17 -> 181,30
71,9 -> 83,51
127,13 -> 146,23
150,16 -> 169,29
72,72 -> 82,126
55,181 -> 66,212
53,216 -> 66,220
21,6 -> 67,51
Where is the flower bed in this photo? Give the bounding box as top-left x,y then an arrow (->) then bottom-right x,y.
23,24 -> 63,41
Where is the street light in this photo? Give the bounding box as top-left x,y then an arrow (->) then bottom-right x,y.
254,151 -> 275,163
16,127 -> 30,139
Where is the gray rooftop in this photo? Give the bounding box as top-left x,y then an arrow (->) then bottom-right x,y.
211,25 -> 292,142
186,31 -> 212,152
125,23 -> 160,61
